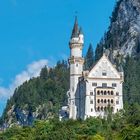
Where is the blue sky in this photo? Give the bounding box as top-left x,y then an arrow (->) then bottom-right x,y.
0,0 -> 116,115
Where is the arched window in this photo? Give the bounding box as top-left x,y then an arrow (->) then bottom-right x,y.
101,106 -> 103,111
111,99 -> 113,104
97,99 -> 100,103
108,99 -> 110,104
108,91 -> 110,95
97,90 -> 100,95
111,91 -> 114,95
97,107 -> 100,112
104,91 -> 107,95
101,99 -> 103,103
104,99 -> 106,103
101,91 -> 103,95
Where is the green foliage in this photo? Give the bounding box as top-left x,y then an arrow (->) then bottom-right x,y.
84,44 -> 95,70
1,60 -> 69,123
110,0 -> 123,23
1,107 -> 140,140
40,66 -> 48,80
95,43 -> 103,61
123,57 -> 140,105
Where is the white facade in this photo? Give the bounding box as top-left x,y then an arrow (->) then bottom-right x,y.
68,18 -> 124,120
68,18 -> 84,119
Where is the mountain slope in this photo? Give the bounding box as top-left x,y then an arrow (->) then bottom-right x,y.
96,0 -> 140,61
95,0 -> 140,105
0,61 -> 69,127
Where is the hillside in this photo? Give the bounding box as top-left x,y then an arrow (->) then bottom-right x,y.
1,0 -> 140,130
0,61 -> 69,126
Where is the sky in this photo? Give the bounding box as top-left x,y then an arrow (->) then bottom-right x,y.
0,0 -> 116,115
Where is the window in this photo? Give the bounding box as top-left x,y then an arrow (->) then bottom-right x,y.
101,99 -> 103,103
97,91 -> 100,95
116,92 -> 119,96
76,64 -> 78,67
97,107 -> 100,112
101,106 -> 103,111
101,91 -> 103,95
111,99 -> 114,104
108,99 -> 110,104
90,92 -> 93,96
102,83 -> 107,88
111,91 -> 114,95
104,91 -> 107,95
90,100 -> 93,104
112,83 -> 117,87
108,91 -> 110,95
116,101 -> 119,104
102,72 -> 107,76
92,83 -> 97,86
97,99 -> 100,103
91,108 -> 93,112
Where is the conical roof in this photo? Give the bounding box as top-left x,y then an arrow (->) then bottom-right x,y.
71,16 -> 79,38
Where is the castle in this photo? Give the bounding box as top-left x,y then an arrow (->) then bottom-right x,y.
66,17 -> 124,120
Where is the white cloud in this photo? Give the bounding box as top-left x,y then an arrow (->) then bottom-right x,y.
0,59 -> 48,100
0,87 -> 10,99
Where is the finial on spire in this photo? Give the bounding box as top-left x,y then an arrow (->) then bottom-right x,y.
71,15 -> 79,38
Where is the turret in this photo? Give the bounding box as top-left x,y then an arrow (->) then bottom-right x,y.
69,17 -> 84,58
68,17 -> 84,119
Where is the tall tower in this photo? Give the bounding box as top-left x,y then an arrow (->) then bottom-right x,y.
69,17 -> 84,119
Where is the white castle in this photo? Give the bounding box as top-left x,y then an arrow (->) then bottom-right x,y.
64,17 -> 124,120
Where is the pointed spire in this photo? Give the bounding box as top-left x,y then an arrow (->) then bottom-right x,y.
71,16 -> 79,38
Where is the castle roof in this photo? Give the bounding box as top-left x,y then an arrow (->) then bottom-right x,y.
71,16 -> 79,38
87,53 -> 122,79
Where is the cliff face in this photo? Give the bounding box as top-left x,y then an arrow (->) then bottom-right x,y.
97,0 -> 140,61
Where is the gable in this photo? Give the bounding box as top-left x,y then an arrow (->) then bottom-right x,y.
88,55 -> 121,79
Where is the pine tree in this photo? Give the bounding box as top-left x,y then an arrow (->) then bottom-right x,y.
40,66 -> 48,80
95,43 -> 103,61
84,43 -> 95,70
123,57 -> 139,104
